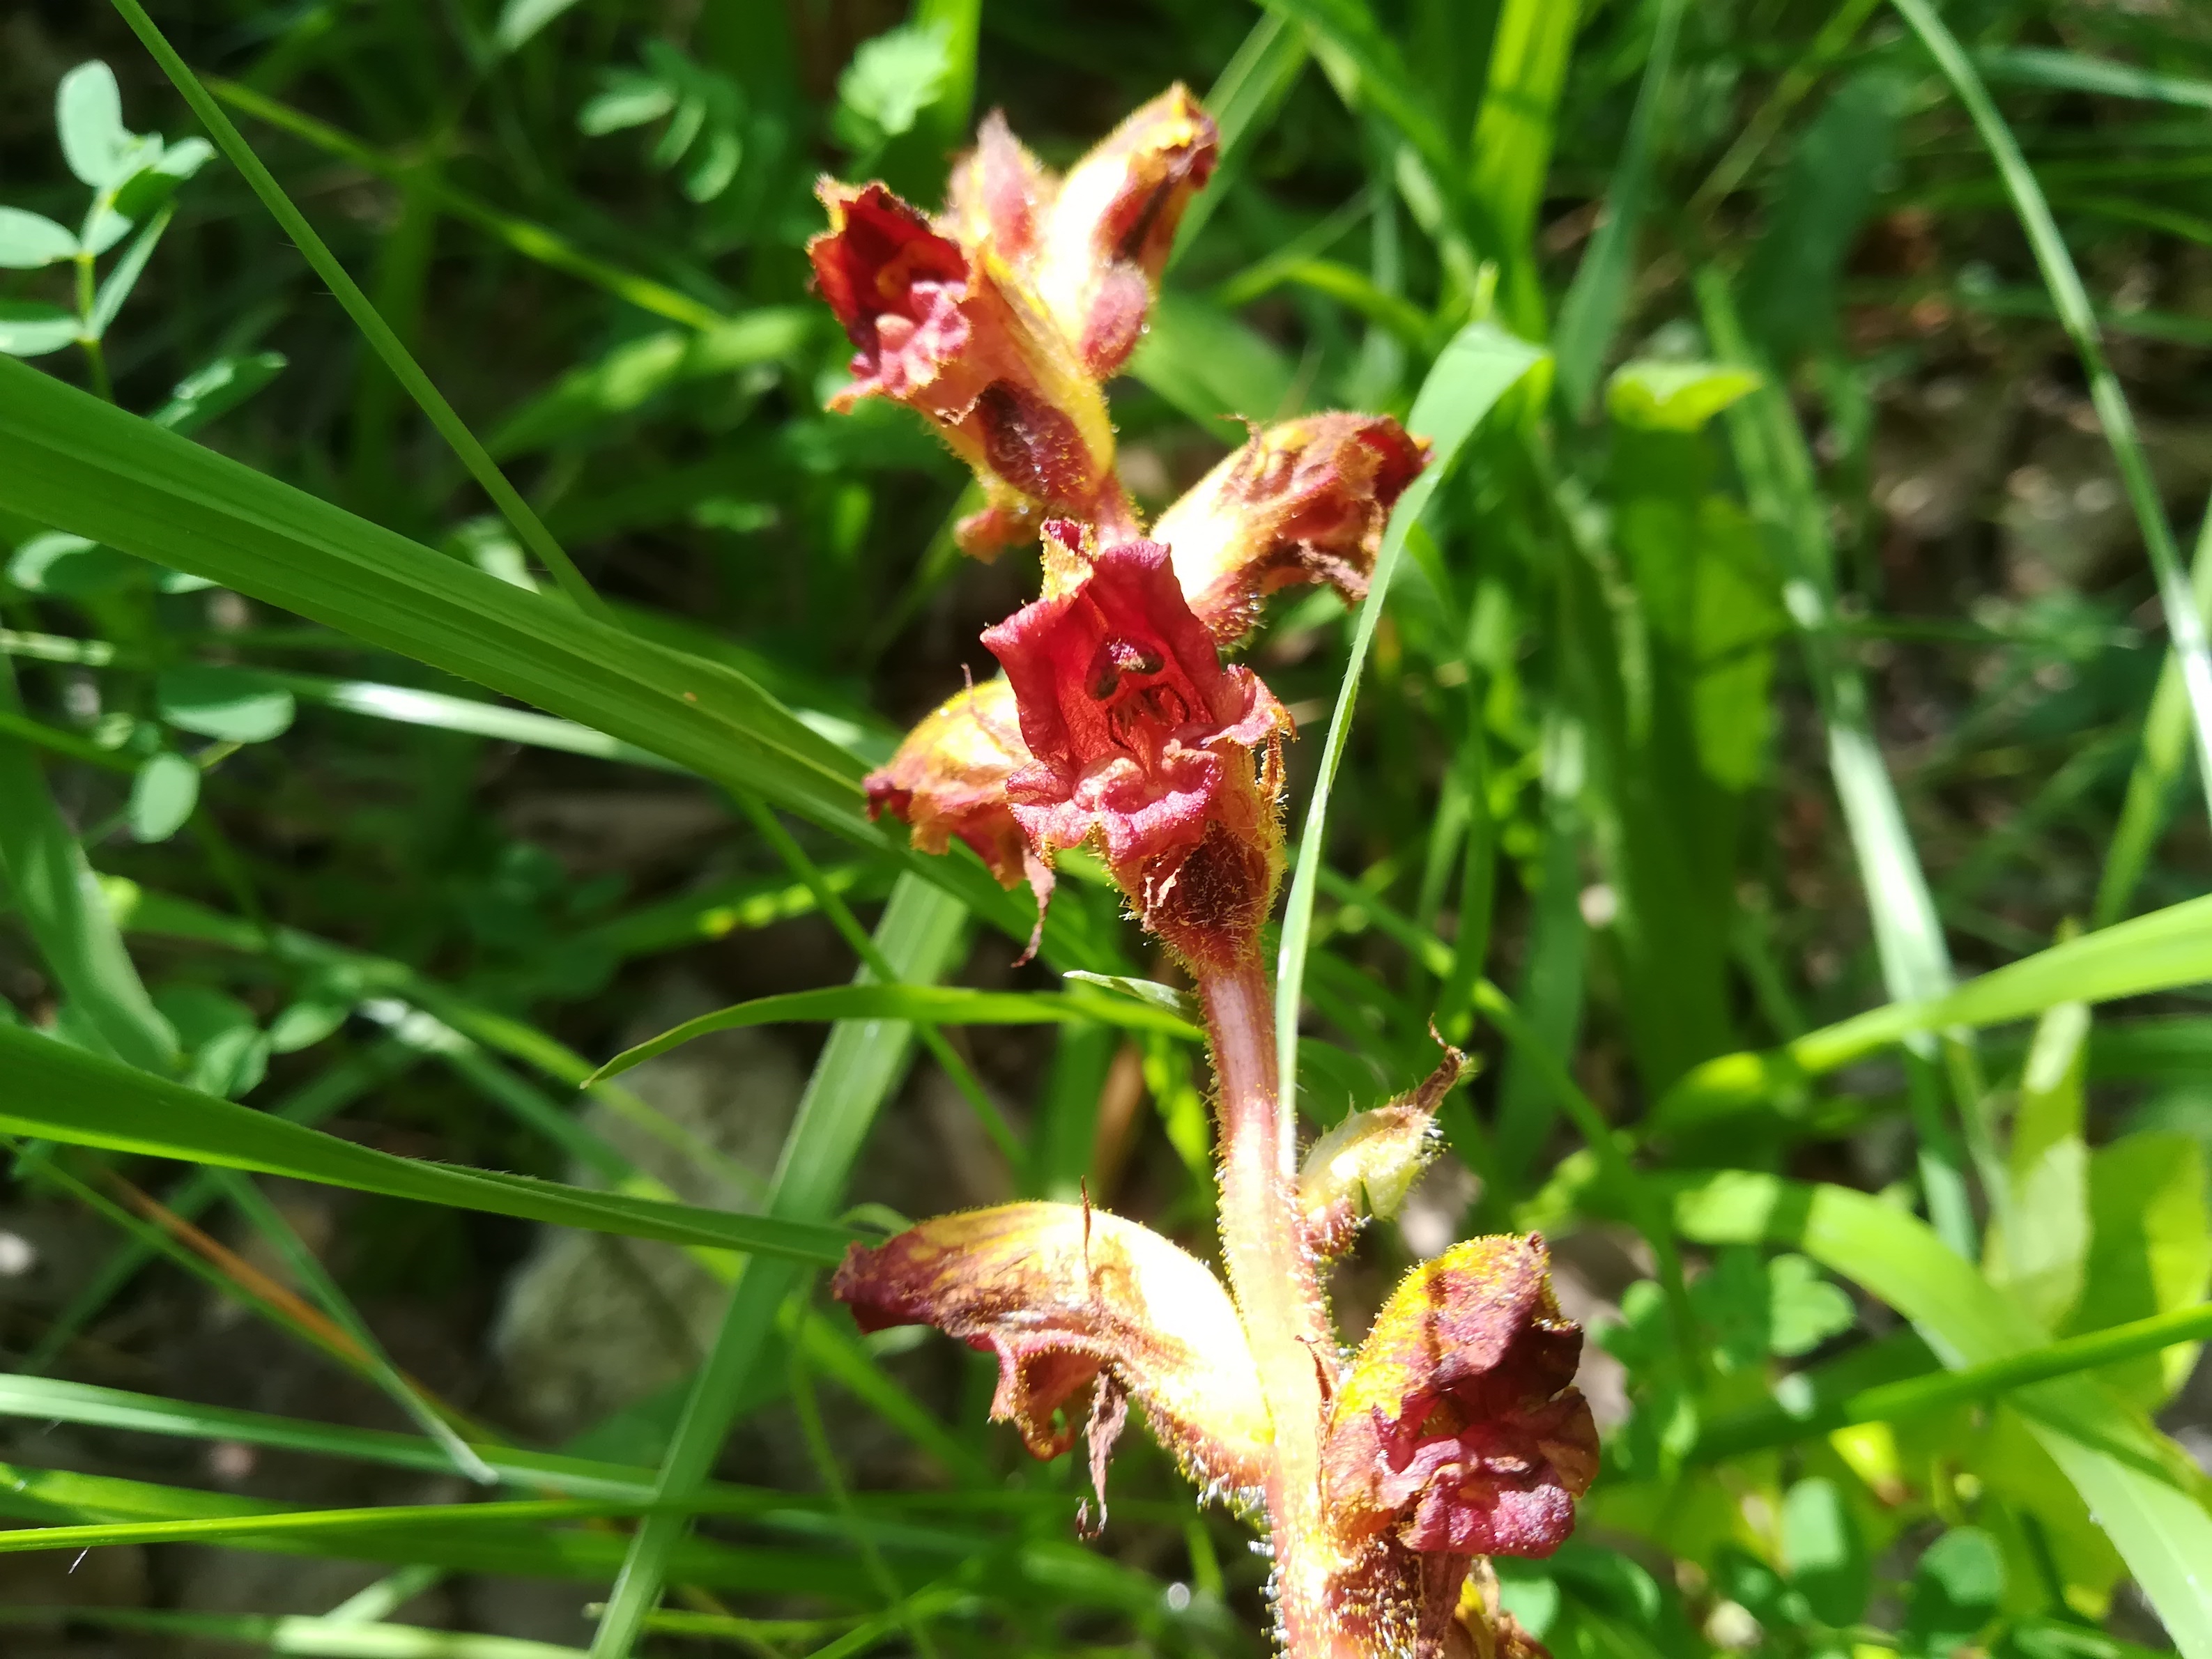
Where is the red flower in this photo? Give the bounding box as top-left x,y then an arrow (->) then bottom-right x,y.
808,181 -> 1126,558
981,532 -> 1288,963
833,1201 -> 1273,1503
1151,412 -> 1431,643
1323,1235 -> 1598,1558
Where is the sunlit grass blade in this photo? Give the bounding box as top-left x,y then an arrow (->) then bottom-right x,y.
1689,1296 -> 2212,1466
589,984 -> 1198,1084
1468,0 -> 1583,330
1655,890 -> 2212,1130
1273,320 -> 1548,1104
588,875 -> 969,1658
0,1021 -> 857,1262
0,1607 -> 589,1659
1890,0 -> 2212,826
1551,0 -> 1687,410
110,0 -> 605,617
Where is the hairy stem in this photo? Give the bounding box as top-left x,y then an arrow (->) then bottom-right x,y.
1198,952 -> 1345,1657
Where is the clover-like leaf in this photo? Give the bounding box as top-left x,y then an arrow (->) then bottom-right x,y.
832,1201 -> 1271,1497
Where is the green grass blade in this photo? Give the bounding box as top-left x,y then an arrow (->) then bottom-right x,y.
1691,1299 -> 2212,1466
1657,891 -> 2212,1130
1669,1171 -> 2212,1659
2096,515 -> 2212,925
1468,0 -> 1582,330
1551,0 -> 1687,410
588,874 -> 969,1658
0,661 -> 175,1072
1891,0 -> 2212,824
1169,11 -> 1309,267
1257,0 -> 1459,187
588,985 -> 1197,1083
1975,45 -> 2212,111
109,0 -> 606,619
24,1042 -> 411,1374
215,1168 -> 498,1485
0,1022 -> 858,1263
0,1607 -> 588,1659
1274,320 -> 1548,1102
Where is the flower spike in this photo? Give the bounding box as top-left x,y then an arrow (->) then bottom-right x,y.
832,1202 -> 1274,1494
1152,413 -> 1431,643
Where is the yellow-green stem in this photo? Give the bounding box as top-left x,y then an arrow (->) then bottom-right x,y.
1197,952 -> 1348,1658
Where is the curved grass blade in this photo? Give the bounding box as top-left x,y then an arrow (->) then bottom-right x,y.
1273,319 -> 1548,1100
1668,1171 -> 2212,1659
0,1022 -> 857,1263
1169,10 -> 1309,267
109,0 -> 605,619
588,985 -> 1199,1084
1655,890 -> 2212,1131
1891,0 -> 2212,826
0,662 -> 175,1072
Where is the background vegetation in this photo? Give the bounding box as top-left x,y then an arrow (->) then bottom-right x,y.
3,1 -> 2212,1656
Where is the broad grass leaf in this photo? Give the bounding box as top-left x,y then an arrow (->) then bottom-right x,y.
0,1021 -> 857,1264
1670,1171 -> 2212,1659
2064,1131 -> 2212,1408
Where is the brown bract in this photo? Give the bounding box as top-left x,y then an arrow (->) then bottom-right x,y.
1152,413 -> 1431,644
1323,1235 -> 1598,1559
863,676 -> 1052,953
831,1201 -> 1273,1495
808,180 -> 1124,560
981,534 -> 1288,965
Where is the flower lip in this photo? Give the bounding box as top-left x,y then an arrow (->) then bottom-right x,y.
808,181 -> 971,404
981,537 -> 1287,874
1323,1234 -> 1599,1559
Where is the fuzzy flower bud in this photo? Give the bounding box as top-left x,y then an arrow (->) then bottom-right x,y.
981,531 -> 1289,966
1152,412 -> 1431,642
1031,84 -> 1218,378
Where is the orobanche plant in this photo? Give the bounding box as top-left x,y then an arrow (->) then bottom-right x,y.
808,88 -> 1598,1659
